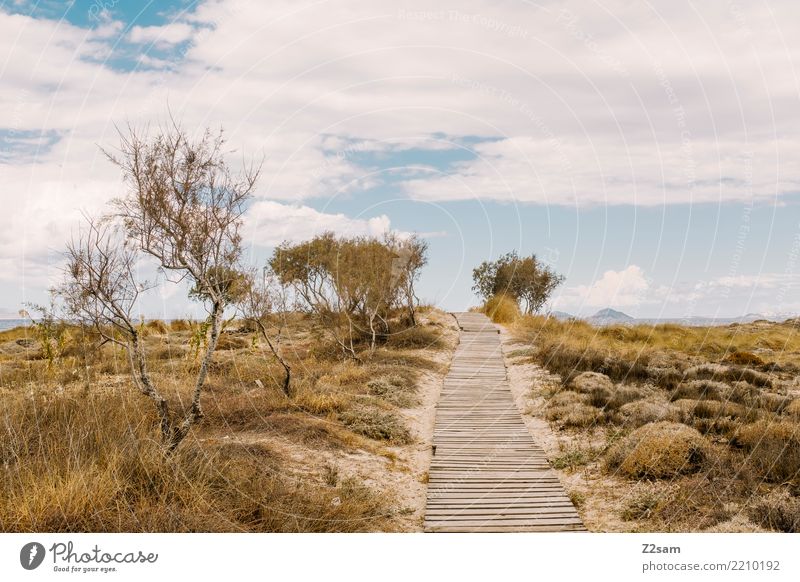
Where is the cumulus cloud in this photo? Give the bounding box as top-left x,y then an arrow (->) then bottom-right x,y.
244,201 -> 395,246
554,265 -> 652,311
4,0 -> 800,312
128,22 -> 196,46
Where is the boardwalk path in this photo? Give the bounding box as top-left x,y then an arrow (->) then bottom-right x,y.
423,312 -> 585,532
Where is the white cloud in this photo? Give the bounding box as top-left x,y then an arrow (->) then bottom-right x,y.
555,265 -> 652,311
128,23 -> 196,46
5,0 -> 800,312
244,201 -> 394,246
401,136 -> 800,206
553,267 -> 800,317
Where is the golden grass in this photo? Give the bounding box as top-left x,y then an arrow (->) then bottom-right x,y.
509,315 -> 800,531
482,293 -> 520,324
605,422 -> 714,479
0,311 -> 451,532
514,314 -> 800,367
732,421 -> 800,484
0,389 -> 392,532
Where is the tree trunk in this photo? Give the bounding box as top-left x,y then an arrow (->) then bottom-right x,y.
406,285 -> 417,326
256,320 -> 292,398
368,312 -> 377,353
128,334 -> 172,442
168,304 -> 223,453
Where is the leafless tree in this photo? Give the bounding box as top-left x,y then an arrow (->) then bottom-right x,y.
386,233 -> 428,326
102,120 -> 260,447
238,268 -> 292,397
59,217 -> 177,445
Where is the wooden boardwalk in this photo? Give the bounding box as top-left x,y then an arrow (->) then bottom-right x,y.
423,312 -> 585,532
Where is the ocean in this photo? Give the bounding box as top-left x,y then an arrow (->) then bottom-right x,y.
0,319 -> 30,332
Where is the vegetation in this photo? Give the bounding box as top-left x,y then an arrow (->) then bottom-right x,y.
512,314 -> 800,532
472,251 -> 563,315
270,232 -> 428,359
0,310 -> 453,531
0,119 -> 450,533
481,293 -> 521,324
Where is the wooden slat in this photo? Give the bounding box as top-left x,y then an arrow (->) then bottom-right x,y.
423,312 -> 585,533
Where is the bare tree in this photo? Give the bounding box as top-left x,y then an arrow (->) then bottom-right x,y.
104,121 -> 259,445
386,233 -> 428,326
238,268 -> 292,397
59,217 -> 176,445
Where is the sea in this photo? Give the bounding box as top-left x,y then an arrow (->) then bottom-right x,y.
0,319 -> 31,332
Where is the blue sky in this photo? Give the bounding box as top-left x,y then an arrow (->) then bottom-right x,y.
2,0 -> 800,318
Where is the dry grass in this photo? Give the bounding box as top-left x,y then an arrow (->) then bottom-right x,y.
512,315 -> 800,532
0,310 -> 452,532
748,490 -> 800,533
482,293 -> 520,324
606,422 -> 714,479
0,389 -> 390,532
732,421 -> 800,484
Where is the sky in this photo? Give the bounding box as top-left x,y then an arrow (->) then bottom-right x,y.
2,0 -> 800,319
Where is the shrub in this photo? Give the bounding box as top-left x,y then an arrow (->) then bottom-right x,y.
748,491 -> 800,533
338,406 -> 411,443
144,319 -> 169,335
669,380 -> 726,402
605,422 -> 713,479
724,351 -> 764,366
169,319 -> 192,332
690,400 -> 749,420
545,391 -> 602,427
607,386 -> 647,409
551,444 -> 601,470
472,251 -> 563,314
536,341 -> 650,385
482,294 -> 520,324
215,333 -> 249,351
724,381 -> 760,405
293,391 -> 351,415
367,374 -> 418,408
570,371 -> 613,393
619,400 -> 680,427
570,371 -> 612,407
758,393 -> 793,413
684,363 -> 772,388
732,421 -> 800,483
621,487 -> 665,521
385,324 -> 443,350
546,403 -> 603,428
785,399 -> 800,418
646,366 -> 682,390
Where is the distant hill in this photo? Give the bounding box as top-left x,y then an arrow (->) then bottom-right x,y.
588,308 -> 634,325
547,307 -> 796,327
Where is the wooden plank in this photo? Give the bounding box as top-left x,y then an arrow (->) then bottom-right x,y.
423,312 -> 585,533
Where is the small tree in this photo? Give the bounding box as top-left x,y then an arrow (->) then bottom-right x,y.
511,255 -> 564,315
238,268 -> 292,397
101,120 -> 259,448
472,251 -> 518,300
385,233 -> 428,326
19,295 -> 68,374
59,217 -> 176,444
270,232 -> 421,358
270,232 -> 360,360
472,251 -> 563,315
